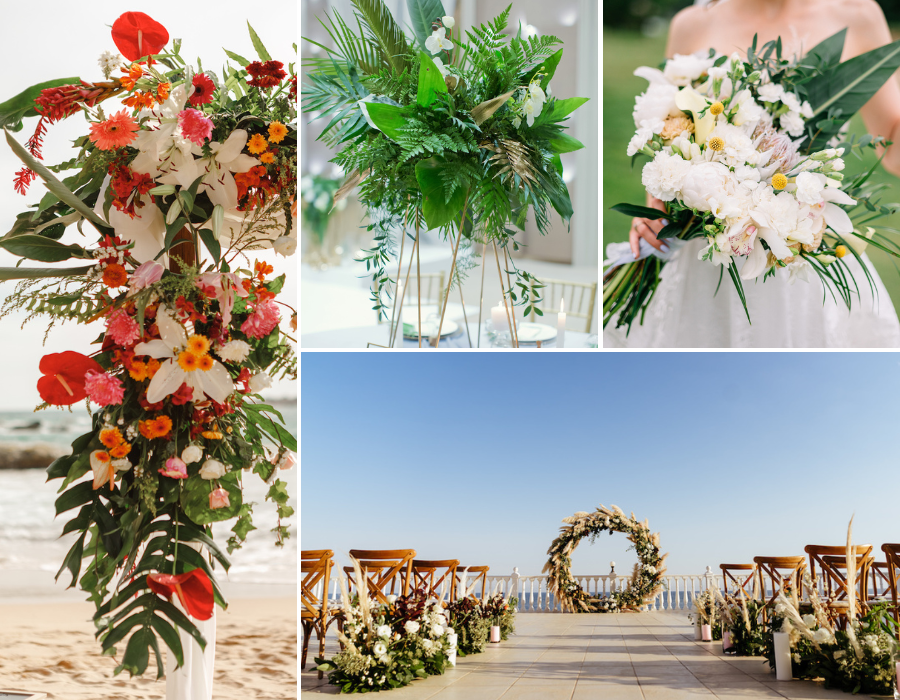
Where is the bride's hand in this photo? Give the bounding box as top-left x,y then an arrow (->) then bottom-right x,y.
629,196 -> 669,259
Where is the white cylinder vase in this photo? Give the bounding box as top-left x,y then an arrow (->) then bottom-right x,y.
773,632 -> 792,681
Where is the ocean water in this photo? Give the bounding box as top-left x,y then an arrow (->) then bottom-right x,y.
0,404 -> 297,597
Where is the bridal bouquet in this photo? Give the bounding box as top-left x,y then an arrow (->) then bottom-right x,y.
303,0 -> 586,326
0,12 -> 297,677
605,30 -> 900,332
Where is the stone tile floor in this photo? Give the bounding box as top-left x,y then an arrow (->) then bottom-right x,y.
301,612 -> 879,699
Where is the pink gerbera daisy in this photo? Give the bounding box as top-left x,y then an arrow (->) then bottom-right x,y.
84,370 -> 125,406
105,309 -> 141,347
88,110 -> 139,151
178,108 -> 213,145
240,300 -> 281,339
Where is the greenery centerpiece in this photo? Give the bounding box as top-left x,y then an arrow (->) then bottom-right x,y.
302,0 -> 587,346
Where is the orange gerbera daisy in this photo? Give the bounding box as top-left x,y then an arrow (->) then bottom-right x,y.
197,355 -> 214,372
259,152 -> 274,164
186,334 -> 210,356
139,419 -> 156,439
178,350 -> 199,372
102,263 -> 129,288
110,442 -> 132,458
267,121 -> 287,143
89,110 -> 139,151
153,416 -> 172,438
139,415 -> 172,439
129,360 -> 149,382
99,427 -> 124,448
247,133 -> 268,154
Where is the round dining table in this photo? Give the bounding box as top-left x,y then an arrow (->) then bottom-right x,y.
301,321 -> 596,349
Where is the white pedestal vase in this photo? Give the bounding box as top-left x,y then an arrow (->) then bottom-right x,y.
166,607 -> 216,699
773,632 -> 792,681
693,622 -> 702,640
447,629 -> 458,667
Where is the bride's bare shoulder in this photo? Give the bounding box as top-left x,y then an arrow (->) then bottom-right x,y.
832,0 -> 889,30
668,5 -> 711,54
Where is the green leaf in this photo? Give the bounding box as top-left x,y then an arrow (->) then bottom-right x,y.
415,157 -> 468,229
119,625 -> 154,677
246,22 -> 272,61
0,234 -> 88,262
181,472 -> 242,525
4,129 -> 110,230
417,51 -> 447,107
548,133 -> 584,154
550,154 -> 563,176
407,0 -> 446,51
353,0 -> 411,73
610,203 -> 668,220
802,28 -> 846,71
56,531 -> 86,586
0,265 -> 92,280
523,48 -> 563,90
222,48 -> 250,66
55,480 -> 95,516
149,614 -> 183,671
535,97 -> 589,126
361,102 -> 410,141
198,228 -> 220,263
547,180 -> 573,222
0,77 -> 80,129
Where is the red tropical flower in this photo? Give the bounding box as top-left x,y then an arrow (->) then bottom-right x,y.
111,12 -> 169,62
37,352 -> 103,405
147,568 -> 214,620
189,73 -> 216,106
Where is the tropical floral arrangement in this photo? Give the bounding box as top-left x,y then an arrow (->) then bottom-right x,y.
605,30 -> 900,332
0,12 -> 297,678
302,0 -> 587,332
316,573 -> 452,693
545,505 -> 667,613
301,172 -> 347,249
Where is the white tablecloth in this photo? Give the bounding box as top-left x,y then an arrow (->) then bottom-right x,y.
302,322 -> 595,349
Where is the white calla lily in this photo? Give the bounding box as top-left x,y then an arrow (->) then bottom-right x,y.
133,307 -> 234,404
675,86 -> 714,145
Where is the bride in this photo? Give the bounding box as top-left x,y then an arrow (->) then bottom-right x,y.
605,0 -> 900,348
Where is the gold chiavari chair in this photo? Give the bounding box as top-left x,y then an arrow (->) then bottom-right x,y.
528,278 -> 597,333
881,543 -> 900,625
376,273 -> 446,324
301,550 -> 340,677
806,545 -> 873,628
753,556 -> 806,622
411,559 -> 459,606
720,563 -> 758,600
344,549 -> 416,605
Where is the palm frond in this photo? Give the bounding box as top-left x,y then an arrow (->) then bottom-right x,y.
351,0 -> 411,75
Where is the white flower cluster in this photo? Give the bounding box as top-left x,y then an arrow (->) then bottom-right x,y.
98,50 -> 123,79
512,77 -> 547,129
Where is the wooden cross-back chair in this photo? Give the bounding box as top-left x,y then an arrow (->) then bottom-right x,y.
805,545 -> 873,627
344,549 -> 416,605
528,279 -> 598,333
753,556 -> 806,622
881,543 -> 900,625
301,549 -> 340,677
720,563 -> 758,600
454,565 -> 490,601
376,273 -> 446,324
868,561 -> 892,601
411,559 -> 459,606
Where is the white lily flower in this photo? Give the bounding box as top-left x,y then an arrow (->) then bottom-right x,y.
133,306 -> 234,404
425,28 -> 453,55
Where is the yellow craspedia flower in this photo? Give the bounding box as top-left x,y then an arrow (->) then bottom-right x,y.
247,133 -> 268,154
708,136 -> 725,152
835,245 -> 848,258
267,121 -> 288,143
709,101 -> 725,116
186,334 -> 210,356
772,173 -> 788,190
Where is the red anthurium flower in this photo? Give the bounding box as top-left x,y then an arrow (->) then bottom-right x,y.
37,352 -> 103,405
147,568 -> 214,620
111,12 -> 169,62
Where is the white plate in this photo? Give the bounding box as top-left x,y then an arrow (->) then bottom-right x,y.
514,323 -> 558,343
403,319 -> 459,339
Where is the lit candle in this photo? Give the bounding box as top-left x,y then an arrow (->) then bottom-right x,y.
491,302 -> 508,331
557,299 -> 566,348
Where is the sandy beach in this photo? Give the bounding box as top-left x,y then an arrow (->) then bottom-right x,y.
0,596 -> 297,699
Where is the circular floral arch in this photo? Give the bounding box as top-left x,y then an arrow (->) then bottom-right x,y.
544,504 -> 668,613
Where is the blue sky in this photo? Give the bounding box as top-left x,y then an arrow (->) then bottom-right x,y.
301,352 -> 900,578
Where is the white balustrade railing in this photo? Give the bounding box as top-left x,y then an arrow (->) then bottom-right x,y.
316,567 -> 728,613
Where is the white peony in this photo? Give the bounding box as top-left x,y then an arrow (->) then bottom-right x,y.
813,627 -> 835,645
780,111 -> 806,137
757,82 -> 784,103
663,52 -> 714,86
404,621 -> 420,635
181,445 -> 204,464
678,161 -> 732,213
217,339 -> 251,363
199,459 -> 227,480
248,371 -> 273,393
642,151 -> 692,202
633,83 -> 681,127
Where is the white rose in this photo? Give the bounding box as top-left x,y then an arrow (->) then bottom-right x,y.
813,628 -> 835,645
273,236 -> 297,257
376,625 -> 391,639
181,444 -> 203,464
404,621 -> 420,634
641,151 -> 692,202
663,53 -> 714,86
248,371 -> 272,394
432,625 -> 444,637
442,15 -> 455,28
801,614 -> 817,628
199,459 -> 226,480
374,641 -> 387,655
386,595 -> 397,604
217,339 -> 251,363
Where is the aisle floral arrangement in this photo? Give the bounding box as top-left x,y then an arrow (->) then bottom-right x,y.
0,11 -> 297,677
317,566 -> 452,693
302,0 -> 587,341
605,30 -> 900,332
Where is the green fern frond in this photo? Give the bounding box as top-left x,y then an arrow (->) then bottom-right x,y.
351,0 -> 411,74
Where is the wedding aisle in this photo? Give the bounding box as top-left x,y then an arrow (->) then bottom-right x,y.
302,612 -> 874,700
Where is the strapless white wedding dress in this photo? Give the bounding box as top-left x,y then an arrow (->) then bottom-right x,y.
603,239 -> 900,347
